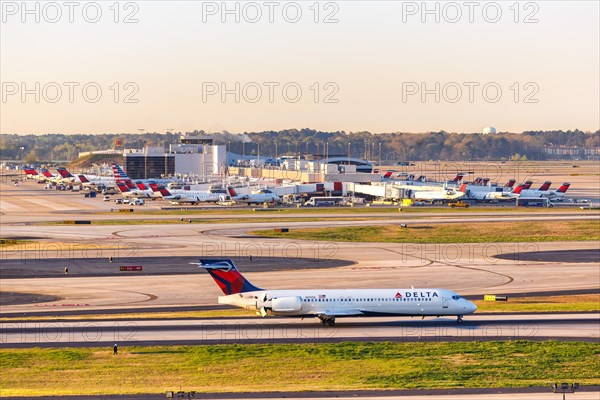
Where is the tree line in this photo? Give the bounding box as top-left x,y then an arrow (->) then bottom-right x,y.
1,129 -> 598,163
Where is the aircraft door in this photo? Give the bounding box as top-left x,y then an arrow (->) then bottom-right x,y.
443,297 -> 449,308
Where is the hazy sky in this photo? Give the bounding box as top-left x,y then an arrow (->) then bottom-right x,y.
1,1 -> 599,134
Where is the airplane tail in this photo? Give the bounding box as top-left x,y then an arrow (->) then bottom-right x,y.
112,163 -> 129,181
57,168 -> 73,178
148,183 -> 161,192
538,181 -> 552,191
78,174 -> 90,183
481,178 -> 490,186
116,182 -> 130,193
158,187 -> 172,196
513,184 -> 525,194
452,173 -> 464,182
458,183 -> 467,193
382,170 -> 394,179
135,182 -> 149,190
199,259 -> 262,295
556,183 -> 570,193
227,186 -> 238,197
505,179 -> 516,188
23,168 -> 38,176
522,180 -> 533,189
41,168 -> 53,178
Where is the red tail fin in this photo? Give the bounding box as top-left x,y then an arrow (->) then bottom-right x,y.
513,184 -> 524,194
78,175 -> 90,183
383,171 -> 393,179
116,182 -> 130,193
24,168 -> 38,176
452,174 -> 464,182
458,183 -> 467,193
136,182 -> 148,190
538,181 -> 552,191
57,168 -> 73,178
227,186 -> 238,197
556,183 -> 570,193
159,187 -> 171,196
148,183 -> 160,192
41,169 -> 52,178
505,179 -> 516,188
522,181 -> 533,189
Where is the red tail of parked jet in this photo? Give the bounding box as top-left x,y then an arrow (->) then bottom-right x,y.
504,179 -> 516,188
451,173 -> 465,182
40,169 -> 53,178
556,183 -> 571,193
56,168 -> 73,179
512,184 -> 525,194
23,168 -> 38,176
522,181 -> 534,189
538,181 -> 552,191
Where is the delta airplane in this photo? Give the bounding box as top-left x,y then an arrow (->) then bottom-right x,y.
412,184 -> 467,202
226,186 -> 281,204
514,182 -> 570,201
198,259 -> 477,326
157,186 -> 221,204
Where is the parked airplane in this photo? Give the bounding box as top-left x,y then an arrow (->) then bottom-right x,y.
464,179 -> 518,201
198,258 -> 477,326
157,186 -> 221,204
226,186 -> 281,204
116,181 -> 159,198
412,184 -> 467,202
77,174 -> 116,188
516,182 -> 571,201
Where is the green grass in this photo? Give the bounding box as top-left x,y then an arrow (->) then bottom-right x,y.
474,294 -> 600,313
1,341 -> 598,396
254,220 -> 600,243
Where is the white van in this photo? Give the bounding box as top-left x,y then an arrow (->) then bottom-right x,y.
133,198 -> 145,206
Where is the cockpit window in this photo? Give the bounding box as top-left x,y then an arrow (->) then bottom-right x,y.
452,295 -> 461,300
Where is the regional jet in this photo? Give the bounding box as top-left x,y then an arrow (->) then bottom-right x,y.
198,259 -> 477,326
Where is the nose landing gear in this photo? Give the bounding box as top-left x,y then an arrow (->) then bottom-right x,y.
457,315 -> 464,323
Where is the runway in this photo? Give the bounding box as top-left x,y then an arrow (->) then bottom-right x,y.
2,313 -> 598,348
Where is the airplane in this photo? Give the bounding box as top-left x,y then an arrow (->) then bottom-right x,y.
464,179 -> 518,201
515,182 -> 571,201
412,183 -> 467,202
56,167 -> 76,183
157,186 -> 221,204
77,174 -> 116,188
226,186 -> 281,204
116,181 -> 160,198
198,258 -> 477,326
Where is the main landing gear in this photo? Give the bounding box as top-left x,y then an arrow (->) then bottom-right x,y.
318,315 -> 336,326
457,315 -> 464,323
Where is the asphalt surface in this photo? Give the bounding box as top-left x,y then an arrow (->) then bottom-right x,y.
3,387 -> 600,400
2,313 -> 598,348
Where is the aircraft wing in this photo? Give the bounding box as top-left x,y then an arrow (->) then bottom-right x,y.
311,309 -> 364,317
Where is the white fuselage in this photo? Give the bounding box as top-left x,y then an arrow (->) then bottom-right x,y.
218,288 -> 477,318
164,190 -> 221,204
517,189 -> 566,200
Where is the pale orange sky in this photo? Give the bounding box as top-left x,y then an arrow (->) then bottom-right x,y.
1,1 -> 599,134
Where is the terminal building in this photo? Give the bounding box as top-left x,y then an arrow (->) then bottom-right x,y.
123,135 -> 376,183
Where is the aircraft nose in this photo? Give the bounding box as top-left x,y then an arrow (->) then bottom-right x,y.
467,301 -> 477,313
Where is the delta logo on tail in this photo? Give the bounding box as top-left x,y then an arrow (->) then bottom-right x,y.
200,259 -> 262,295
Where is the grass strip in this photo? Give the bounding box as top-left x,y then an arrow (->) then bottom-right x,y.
1,341 -> 598,396
253,220 -> 600,243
